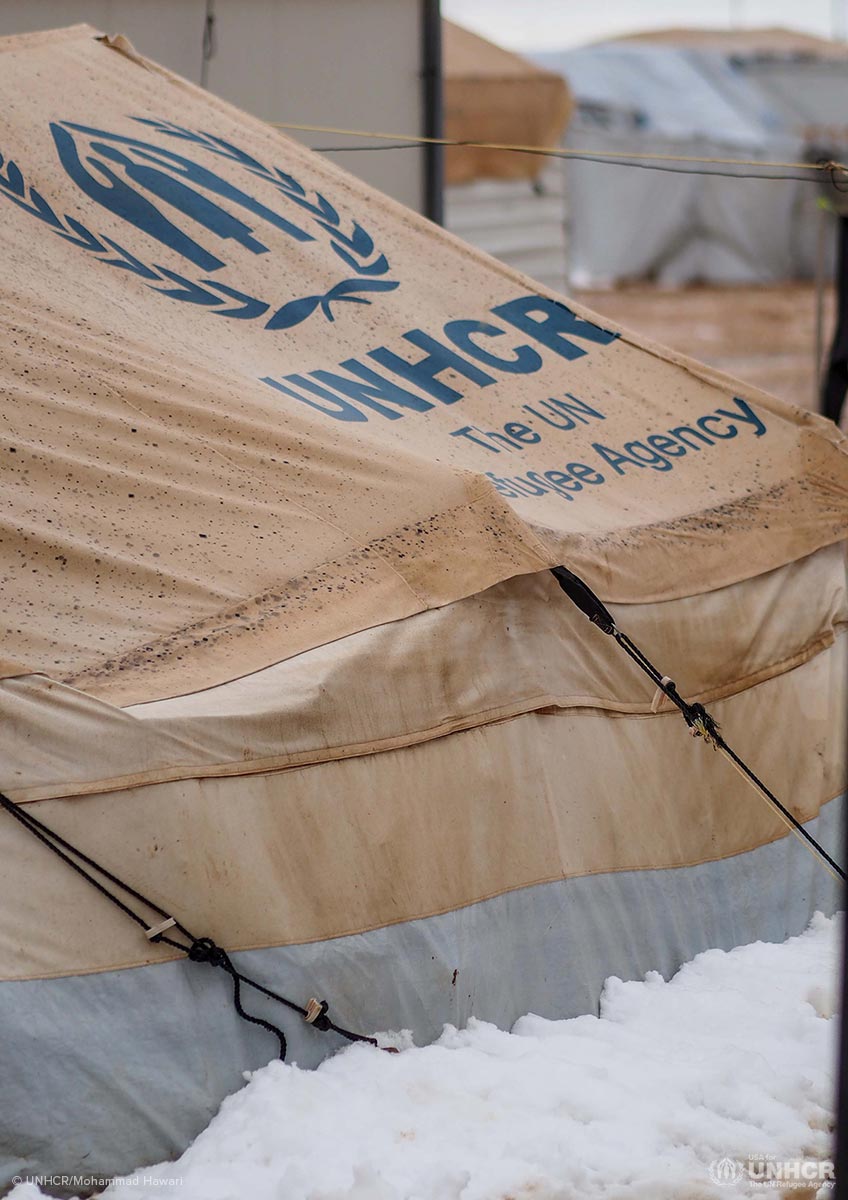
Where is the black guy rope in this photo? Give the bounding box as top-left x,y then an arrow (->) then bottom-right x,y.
0,789 -> 387,1058
550,565 -> 847,884
312,142 -> 832,184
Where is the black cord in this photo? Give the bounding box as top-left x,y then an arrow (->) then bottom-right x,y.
0,790 -> 380,1056
550,566 -> 847,882
312,142 -> 831,184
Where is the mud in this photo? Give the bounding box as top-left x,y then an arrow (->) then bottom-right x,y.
576,282 -> 845,426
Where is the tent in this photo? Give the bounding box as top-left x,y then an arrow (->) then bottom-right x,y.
443,20 -> 572,294
619,26 -> 848,56
0,24 -> 846,1187
535,40 -> 820,286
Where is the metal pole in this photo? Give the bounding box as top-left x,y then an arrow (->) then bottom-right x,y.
421,0 -> 444,225
816,204 -> 828,403
200,0 -> 216,89
832,658 -> 847,1194
822,216 -> 848,424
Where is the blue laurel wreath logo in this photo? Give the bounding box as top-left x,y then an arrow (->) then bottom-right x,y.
0,116 -> 399,329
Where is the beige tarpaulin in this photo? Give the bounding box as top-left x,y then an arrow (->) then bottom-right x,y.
443,20 -> 573,183
3,545 -> 845,978
0,26 -> 845,712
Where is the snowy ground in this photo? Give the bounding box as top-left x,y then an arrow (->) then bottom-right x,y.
13,914 -> 840,1200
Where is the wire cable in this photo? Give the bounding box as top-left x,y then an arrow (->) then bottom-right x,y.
550,566 -> 846,884
270,119 -> 848,182
310,142 -> 827,182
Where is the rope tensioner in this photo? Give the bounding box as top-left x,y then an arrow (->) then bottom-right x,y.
550,566 -> 846,884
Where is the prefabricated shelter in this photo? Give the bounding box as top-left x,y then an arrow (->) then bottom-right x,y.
535,37 -> 824,287
1,26 -> 847,1188
443,20 -> 572,294
0,0 -> 438,216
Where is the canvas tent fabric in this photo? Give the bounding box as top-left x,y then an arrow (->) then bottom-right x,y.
535,41 -> 821,286
0,25 -> 847,1188
740,55 -> 848,149
443,19 -> 572,185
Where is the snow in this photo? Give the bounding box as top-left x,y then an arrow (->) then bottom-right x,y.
12,914 -> 840,1200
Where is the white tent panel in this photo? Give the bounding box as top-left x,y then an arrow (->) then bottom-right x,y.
535,42 -> 816,287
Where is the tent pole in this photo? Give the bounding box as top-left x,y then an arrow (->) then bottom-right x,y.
200,0 -> 216,90
835,716 -> 848,1192
816,204 -> 828,404
822,216 -> 848,426
421,0 -> 444,224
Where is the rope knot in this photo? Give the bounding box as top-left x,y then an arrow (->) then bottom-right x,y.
684,703 -> 721,748
188,936 -> 228,967
304,997 -> 332,1031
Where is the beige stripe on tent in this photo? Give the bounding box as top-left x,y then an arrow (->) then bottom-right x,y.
2,638 -> 842,982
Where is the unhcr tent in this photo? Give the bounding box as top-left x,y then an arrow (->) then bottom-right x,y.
619,26 -> 848,56
1,25 -> 847,1187
443,20 -> 572,294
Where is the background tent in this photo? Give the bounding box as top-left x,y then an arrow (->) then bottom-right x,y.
536,35 -> 839,287
443,20 -> 572,293
0,25 -> 846,1187
620,26 -> 848,56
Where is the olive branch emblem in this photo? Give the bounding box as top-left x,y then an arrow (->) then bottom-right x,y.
0,116 -> 398,330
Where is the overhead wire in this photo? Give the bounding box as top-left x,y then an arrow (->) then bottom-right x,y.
269,119 -> 848,185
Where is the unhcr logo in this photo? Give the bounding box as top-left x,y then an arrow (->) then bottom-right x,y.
0,116 -> 398,330
708,1154 -> 835,1189
709,1157 -> 743,1187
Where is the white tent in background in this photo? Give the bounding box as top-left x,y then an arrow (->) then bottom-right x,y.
443,21 -> 573,294
535,39 -> 818,288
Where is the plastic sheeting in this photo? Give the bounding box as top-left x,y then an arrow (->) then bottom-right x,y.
535,42 -> 828,285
